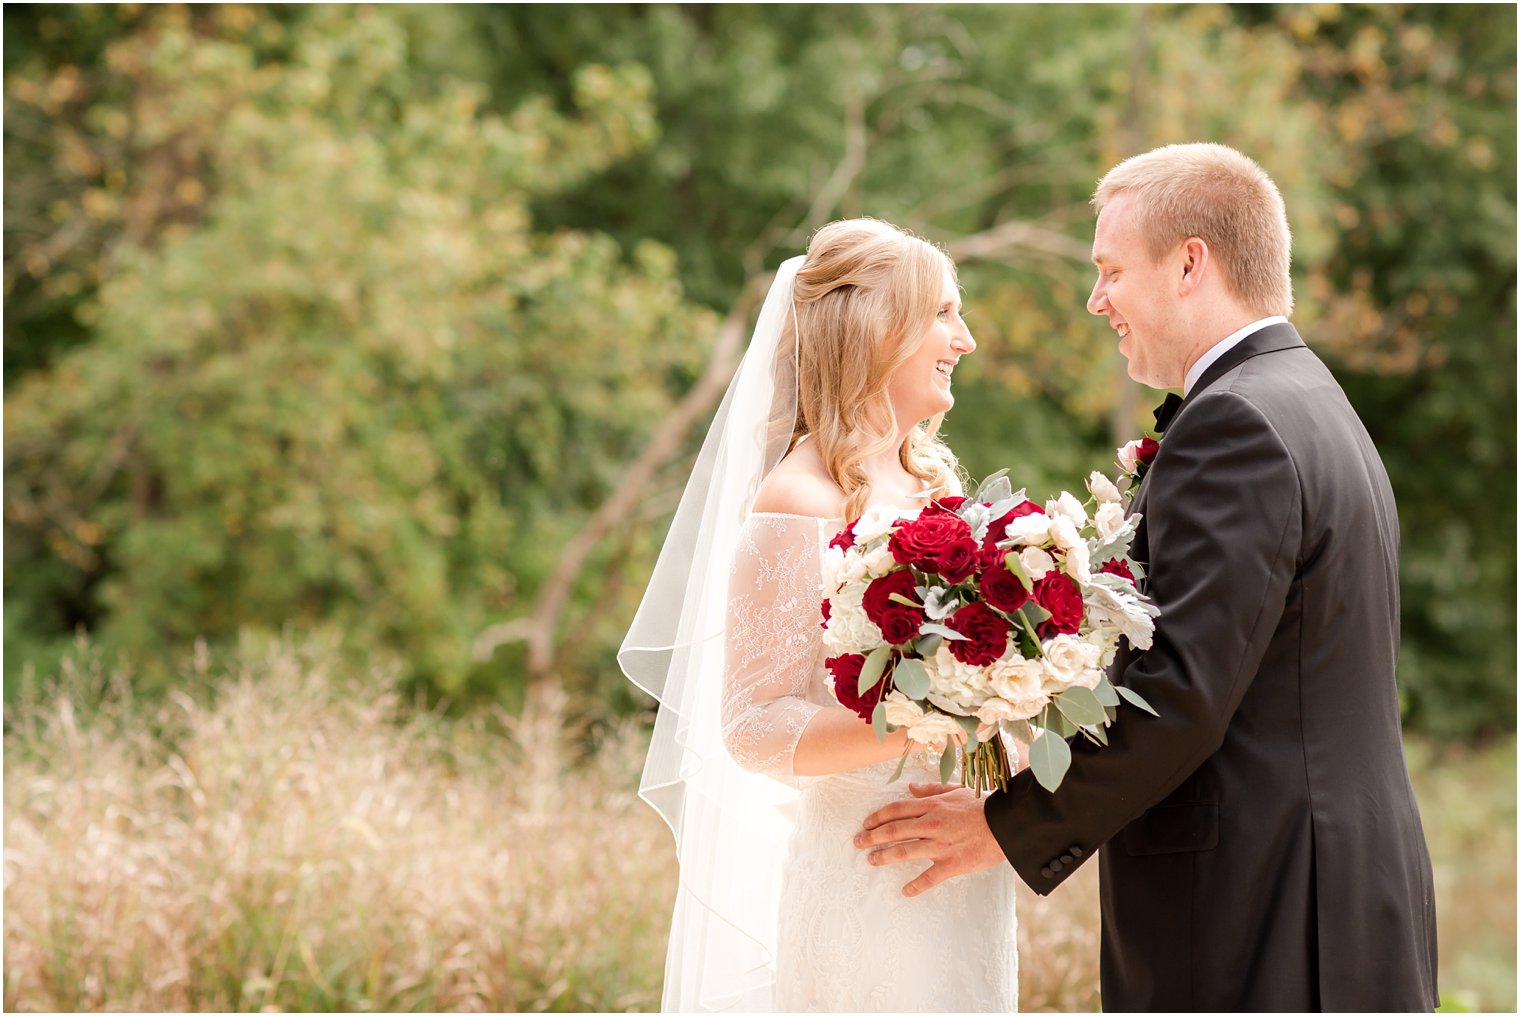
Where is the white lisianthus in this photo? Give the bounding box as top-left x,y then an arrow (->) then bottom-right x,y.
853,504 -> 905,543
1048,491 -> 1089,528
1117,439 -> 1145,475
1095,501 -> 1128,542
986,655 -> 1050,719
1087,471 -> 1123,504
1047,514 -> 1082,552
1062,538 -> 1092,584
1019,546 -> 1055,581
1042,634 -> 1105,691
924,644 -> 995,717
1005,513 -> 1052,547
820,582 -> 883,655
859,542 -> 898,578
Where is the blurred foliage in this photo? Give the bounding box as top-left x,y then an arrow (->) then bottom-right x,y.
3,4 -> 1514,736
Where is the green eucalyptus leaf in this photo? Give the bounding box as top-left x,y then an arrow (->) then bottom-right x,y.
1029,733 -> 1072,792
1093,679 -> 1121,707
914,633 -> 943,657
888,592 -> 921,608
871,700 -> 888,741
858,646 -> 891,693
920,622 -> 967,641
893,657 -> 930,698
939,744 -> 958,783
1117,684 -> 1160,717
1054,685 -> 1106,726
888,747 -> 911,784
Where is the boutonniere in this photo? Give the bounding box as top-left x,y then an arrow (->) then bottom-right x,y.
1116,436 -> 1161,501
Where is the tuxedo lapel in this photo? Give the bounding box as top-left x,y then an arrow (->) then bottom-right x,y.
1175,322 -> 1306,421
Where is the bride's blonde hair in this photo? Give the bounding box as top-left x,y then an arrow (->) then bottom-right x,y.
786,218 -> 963,522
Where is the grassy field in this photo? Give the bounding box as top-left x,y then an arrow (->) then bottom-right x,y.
4,637 -> 1513,1012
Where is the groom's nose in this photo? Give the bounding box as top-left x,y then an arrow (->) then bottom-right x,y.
1086,277 -> 1108,316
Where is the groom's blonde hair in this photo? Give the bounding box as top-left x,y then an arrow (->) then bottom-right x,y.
788,218 -> 961,523
1094,142 -> 1294,317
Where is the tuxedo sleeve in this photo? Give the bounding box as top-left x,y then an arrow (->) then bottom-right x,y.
985,389 -> 1303,893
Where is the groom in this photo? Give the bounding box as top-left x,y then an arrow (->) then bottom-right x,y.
855,143 -> 1439,1011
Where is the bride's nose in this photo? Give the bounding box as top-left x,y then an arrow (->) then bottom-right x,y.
953,323 -> 976,354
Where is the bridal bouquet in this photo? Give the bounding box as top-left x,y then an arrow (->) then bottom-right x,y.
819,470 -> 1158,793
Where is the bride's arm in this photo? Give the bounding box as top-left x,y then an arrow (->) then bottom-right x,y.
721,508 -> 914,782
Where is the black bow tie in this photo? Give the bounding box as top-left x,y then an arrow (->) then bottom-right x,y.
1152,393 -> 1184,434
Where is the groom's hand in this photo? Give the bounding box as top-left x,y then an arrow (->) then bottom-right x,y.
853,783 -> 1007,897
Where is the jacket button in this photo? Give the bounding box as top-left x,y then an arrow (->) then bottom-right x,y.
1048,858 -> 1064,873
1040,866 -> 1054,879
1070,845 -> 1085,859
1059,853 -> 1074,865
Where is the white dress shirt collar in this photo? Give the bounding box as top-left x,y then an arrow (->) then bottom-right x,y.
1183,316 -> 1289,396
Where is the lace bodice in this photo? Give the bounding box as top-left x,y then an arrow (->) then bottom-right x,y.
721,513 -> 835,784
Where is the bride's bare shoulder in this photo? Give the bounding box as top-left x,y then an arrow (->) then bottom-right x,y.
752,447 -> 845,520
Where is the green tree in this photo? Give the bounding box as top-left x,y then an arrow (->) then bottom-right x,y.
4,7 -> 713,698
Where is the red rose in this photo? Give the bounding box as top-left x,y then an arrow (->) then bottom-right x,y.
889,512 -> 973,568
981,554 -> 1031,613
889,512 -> 980,585
924,496 -> 970,516
828,521 -> 858,552
1099,559 -> 1135,584
821,597 -> 832,629
934,539 -> 980,584
946,601 -> 1010,667
863,572 -> 924,646
982,500 -> 1045,554
1033,572 -> 1084,637
825,653 -> 880,722
1136,437 -> 1160,466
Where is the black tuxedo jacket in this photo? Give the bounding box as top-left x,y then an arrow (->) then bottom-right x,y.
985,324 -> 1439,1011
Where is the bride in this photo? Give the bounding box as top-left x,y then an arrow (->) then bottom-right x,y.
620,219 -> 1017,1012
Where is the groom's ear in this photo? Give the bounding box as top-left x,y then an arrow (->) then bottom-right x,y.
1178,237 -> 1210,295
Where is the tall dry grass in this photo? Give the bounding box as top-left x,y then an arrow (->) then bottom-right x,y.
3,636 -> 1512,1012
4,636 -> 673,1012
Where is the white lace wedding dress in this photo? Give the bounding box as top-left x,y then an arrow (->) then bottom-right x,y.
723,512 -> 1019,1013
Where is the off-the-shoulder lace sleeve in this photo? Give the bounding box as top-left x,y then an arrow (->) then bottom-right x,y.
722,513 -> 831,785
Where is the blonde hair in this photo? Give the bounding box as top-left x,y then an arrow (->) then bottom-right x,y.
1093,142 -> 1294,317
785,218 -> 962,522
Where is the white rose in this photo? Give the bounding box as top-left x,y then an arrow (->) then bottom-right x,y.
1095,502 -> 1127,542
1117,439 -> 1144,475
986,655 -> 1050,719
977,696 -> 1039,726
1005,513 -> 1051,547
1087,471 -> 1123,505
1042,635 -> 1104,691
1019,546 -> 1055,581
905,710 -> 966,748
882,690 -> 926,728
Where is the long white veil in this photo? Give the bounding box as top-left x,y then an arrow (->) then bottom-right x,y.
618,256 -> 805,1012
